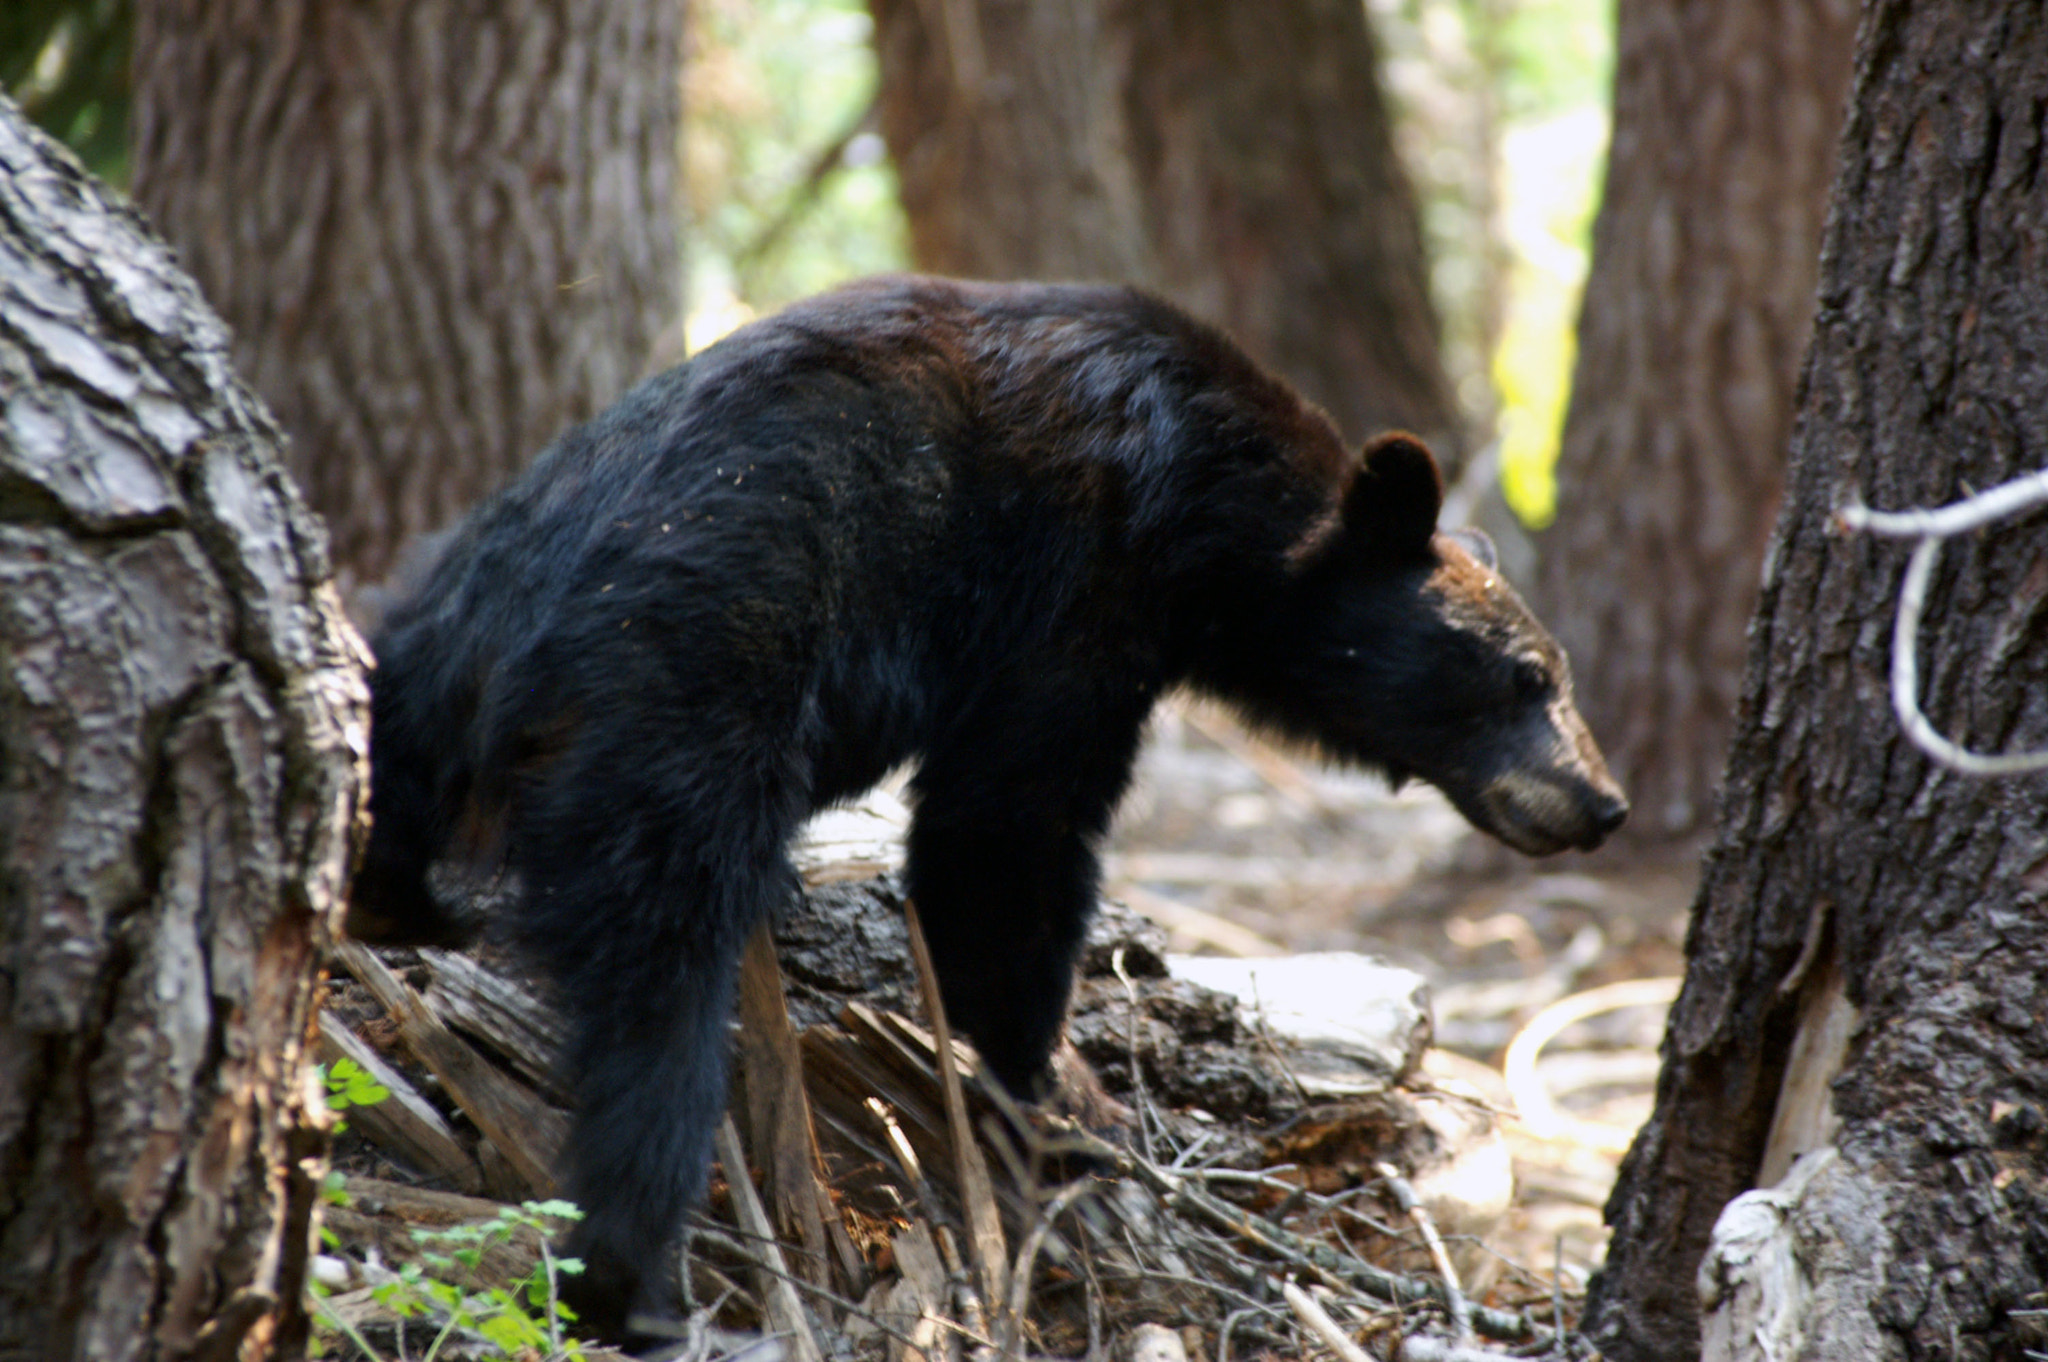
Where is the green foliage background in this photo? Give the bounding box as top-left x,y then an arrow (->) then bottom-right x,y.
686,0 -> 908,341
2,0 -> 130,182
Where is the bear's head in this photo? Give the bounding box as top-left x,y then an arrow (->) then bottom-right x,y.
1230,433 -> 1627,855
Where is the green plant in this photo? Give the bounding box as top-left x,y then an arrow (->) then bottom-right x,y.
370,1200 -> 589,1362
308,1071 -> 586,1358
320,1057 -> 392,1134
313,1057 -> 386,1257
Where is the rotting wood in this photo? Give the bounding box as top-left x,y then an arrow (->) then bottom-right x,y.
317,1010 -> 483,1193
801,1024 -> 960,1203
734,924 -> 837,1299
323,1176 -> 545,1289
321,880 -> 1585,1359
876,1222 -> 950,1362
334,939 -> 566,1196
476,1137 -> 537,1203
419,946 -> 570,1099
803,1005 -> 1039,1234
337,1175 -> 519,1226
807,1012 -> 958,1153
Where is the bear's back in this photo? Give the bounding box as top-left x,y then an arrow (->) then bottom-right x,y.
372,277 -> 1353,809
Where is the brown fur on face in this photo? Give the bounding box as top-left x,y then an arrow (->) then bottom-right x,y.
1423,532 -> 1625,854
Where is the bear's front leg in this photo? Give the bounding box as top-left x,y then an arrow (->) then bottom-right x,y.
905,700 -> 1145,1096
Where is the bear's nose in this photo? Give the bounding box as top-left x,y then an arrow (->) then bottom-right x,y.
1589,790 -> 1629,840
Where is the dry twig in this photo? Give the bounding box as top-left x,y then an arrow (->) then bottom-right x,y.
716,1114 -> 826,1362
1374,1161 -> 1471,1342
904,901 -> 1010,1314
1282,1280 -> 1372,1362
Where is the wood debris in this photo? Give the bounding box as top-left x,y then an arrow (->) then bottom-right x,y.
316,858 -> 1616,1361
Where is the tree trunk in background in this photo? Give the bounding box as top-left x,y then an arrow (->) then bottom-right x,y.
129,0 -> 682,595
1586,6 -> 2048,1359
0,101 -> 368,1361
868,0 -> 1464,472
1530,0 -> 1856,845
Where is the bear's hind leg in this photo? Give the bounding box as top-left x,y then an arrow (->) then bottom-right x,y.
509,753 -> 802,1342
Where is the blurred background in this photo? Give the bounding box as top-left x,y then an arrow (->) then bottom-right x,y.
4,0 -> 1610,541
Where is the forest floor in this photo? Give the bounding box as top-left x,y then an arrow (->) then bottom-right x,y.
1105,698 -> 1700,1293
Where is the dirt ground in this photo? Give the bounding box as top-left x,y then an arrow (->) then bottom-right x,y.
1104,698 -> 1699,1292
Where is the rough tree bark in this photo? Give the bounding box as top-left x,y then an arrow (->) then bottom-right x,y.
867,0 -> 1464,470
1586,6 -> 2048,1359
129,0 -> 682,592
1530,0 -> 1858,846
0,100 -> 368,1360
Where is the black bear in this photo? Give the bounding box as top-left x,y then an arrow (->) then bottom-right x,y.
347,275 -> 1625,1339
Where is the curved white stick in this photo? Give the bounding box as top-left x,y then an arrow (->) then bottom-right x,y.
1886,534 -> 2048,775
1836,467 -> 2048,776
1837,465 -> 2048,538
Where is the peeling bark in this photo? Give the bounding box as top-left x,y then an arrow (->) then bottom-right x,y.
0,99 -> 369,1361
1586,7 -> 2048,1359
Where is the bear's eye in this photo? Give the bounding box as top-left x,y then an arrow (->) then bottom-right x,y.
1512,658 -> 1551,701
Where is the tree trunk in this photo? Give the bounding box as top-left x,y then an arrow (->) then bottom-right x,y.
1586,6 -> 2048,1359
0,100 -> 369,1360
128,0 -> 682,593
1530,0 -> 1857,845
868,0 -> 1464,470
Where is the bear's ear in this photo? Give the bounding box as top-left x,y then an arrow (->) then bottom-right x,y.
1340,432 -> 1443,558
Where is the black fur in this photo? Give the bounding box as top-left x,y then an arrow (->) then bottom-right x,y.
350,276 -> 1624,1339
